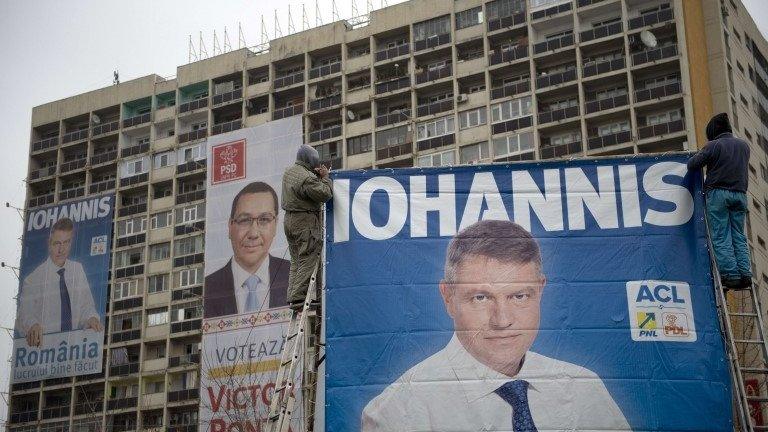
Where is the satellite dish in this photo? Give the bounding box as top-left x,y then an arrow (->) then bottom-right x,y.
92,114 -> 101,124
346,109 -> 356,121
640,30 -> 658,48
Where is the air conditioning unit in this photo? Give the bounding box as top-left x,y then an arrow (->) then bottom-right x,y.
457,94 -> 469,103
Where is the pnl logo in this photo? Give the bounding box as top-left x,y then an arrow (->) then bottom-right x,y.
626,280 -> 696,342
90,235 -> 107,256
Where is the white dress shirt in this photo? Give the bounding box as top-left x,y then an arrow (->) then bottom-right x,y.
362,334 -> 631,432
15,258 -> 99,337
232,258 -> 271,314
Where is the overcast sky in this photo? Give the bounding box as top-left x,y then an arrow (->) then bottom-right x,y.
0,0 -> 766,425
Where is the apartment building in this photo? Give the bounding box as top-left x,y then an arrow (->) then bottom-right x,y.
10,0 -> 768,430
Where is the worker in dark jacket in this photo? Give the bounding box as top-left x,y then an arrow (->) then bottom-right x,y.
688,113 -> 752,289
281,145 -> 333,308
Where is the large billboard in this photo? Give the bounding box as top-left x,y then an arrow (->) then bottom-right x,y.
200,118 -> 303,432
325,155 -> 732,431
13,194 -> 114,383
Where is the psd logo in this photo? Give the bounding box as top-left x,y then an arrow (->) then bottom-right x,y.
626,280 -> 696,342
211,140 -> 246,184
90,235 -> 107,256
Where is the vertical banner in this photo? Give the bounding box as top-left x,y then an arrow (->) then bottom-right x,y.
325,155 -> 732,431
200,117 -> 303,432
13,194 -> 114,383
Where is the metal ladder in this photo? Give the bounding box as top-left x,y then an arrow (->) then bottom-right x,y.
266,264 -> 322,432
706,217 -> 768,429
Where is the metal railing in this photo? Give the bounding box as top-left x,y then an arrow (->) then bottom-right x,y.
178,98 -> 208,114
583,57 -> 625,78
416,64 -> 453,84
376,141 -> 412,160
375,43 -> 410,62
177,129 -> 207,144
634,82 -> 682,102
29,165 -> 56,180
530,2 -> 572,20
89,179 -> 116,194
59,187 -> 85,201
32,136 -> 59,152
273,104 -> 304,120
60,157 -> 87,173
628,7 -> 674,30
580,21 -> 623,43
376,110 -> 411,127
122,113 -> 151,128
632,44 -> 678,66
274,71 -> 305,89
168,353 -> 201,368
309,125 -> 342,143
585,94 -> 629,114
308,94 -> 342,111
536,69 -> 577,89
309,61 -> 341,79
533,33 -> 574,55
211,119 -> 242,136
91,149 -> 118,165
414,33 -> 451,52
540,140 -> 582,159
489,45 -> 528,66
637,119 -> 685,140
212,87 -> 243,106
62,129 -> 89,144
538,105 -> 579,124
416,99 -> 453,117
491,79 -> 530,100
375,76 -> 410,94
92,120 -> 120,136
487,12 -> 526,32
587,130 -> 632,150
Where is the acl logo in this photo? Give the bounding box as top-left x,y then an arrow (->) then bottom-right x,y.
211,140 -> 246,185
626,281 -> 697,342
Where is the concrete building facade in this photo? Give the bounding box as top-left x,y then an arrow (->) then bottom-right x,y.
9,0 -> 768,430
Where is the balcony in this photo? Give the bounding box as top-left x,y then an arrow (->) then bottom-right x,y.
536,69 -> 577,89
174,220 -> 205,236
62,129 -> 89,144
309,125 -> 342,143
416,65 -> 452,85
113,297 -> 143,311
273,104 -> 304,120
634,82 -> 682,103
489,45 -> 529,66
60,157 -> 87,173
29,193 -> 55,208
91,150 -> 118,165
119,173 -> 149,188
309,61 -> 341,79
491,79 -> 531,100
169,424 -> 198,432
29,165 -> 56,180
637,119 -> 685,140
376,110 -> 411,127
585,94 -> 629,114
322,156 -> 343,170
211,119 -> 242,136
122,113 -> 151,128
74,400 -> 104,415
533,34 -> 575,55
274,71 -> 305,89
174,253 -> 204,267
59,187 -> 85,201
416,99 -> 453,118
109,362 -> 140,377
375,76 -> 410,95
540,140 -> 582,159
9,410 -> 38,423
178,129 -> 207,144
491,115 -> 533,135
531,2 -> 572,20
414,33 -> 451,52
212,88 -> 243,106
580,22 -> 623,43
538,105 -> 579,124
167,388 -> 199,403
308,94 -> 342,112
41,405 -> 70,420
118,203 -> 146,217
107,397 -> 137,411
376,139 -> 412,160
587,130 -> 632,150
631,44 -> 678,66
178,98 -> 208,114
583,57 -> 625,78
32,136 -> 59,152
110,329 -> 141,343
89,179 -> 116,194
417,134 -> 455,152
92,120 -> 120,137
172,286 -> 202,301
375,43 -> 410,62
628,8 -> 674,30
114,264 -> 144,279
177,159 -> 207,175
121,143 -> 150,158
176,190 -> 206,205
168,353 -> 201,368
578,0 -> 608,6
171,319 -> 202,334
487,12 -> 526,32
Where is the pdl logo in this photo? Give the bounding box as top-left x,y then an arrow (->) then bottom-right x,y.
212,140 -> 246,184
626,280 -> 696,342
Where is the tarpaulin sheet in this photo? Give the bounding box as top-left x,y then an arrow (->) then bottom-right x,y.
324,155 -> 731,431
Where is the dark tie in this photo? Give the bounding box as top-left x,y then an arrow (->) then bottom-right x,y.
57,268 -> 72,332
495,380 -> 538,432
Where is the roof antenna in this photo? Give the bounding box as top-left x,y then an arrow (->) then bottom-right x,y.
288,4 -> 296,34
315,0 -> 323,26
238,22 -> 247,49
274,9 -> 282,38
302,4 -> 310,31
113,70 -> 119,85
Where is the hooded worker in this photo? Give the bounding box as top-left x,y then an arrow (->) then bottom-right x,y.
281,144 -> 333,309
688,112 -> 752,289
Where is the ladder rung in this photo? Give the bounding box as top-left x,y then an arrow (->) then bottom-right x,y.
753,426 -> 768,432
735,339 -> 765,344
747,396 -> 768,402
731,312 -> 759,317
741,367 -> 768,374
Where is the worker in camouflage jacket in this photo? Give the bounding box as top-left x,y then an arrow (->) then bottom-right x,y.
281,144 -> 333,309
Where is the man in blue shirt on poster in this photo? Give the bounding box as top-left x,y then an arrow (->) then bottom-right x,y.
362,220 -> 629,431
687,112 -> 752,289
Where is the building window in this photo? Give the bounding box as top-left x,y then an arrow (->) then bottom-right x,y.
147,308 -> 168,327
148,274 -> 169,294
119,156 -> 149,178
150,211 -> 173,229
149,242 -> 171,261
153,151 -> 175,168
646,109 -> 681,126
418,150 -> 455,167
176,203 -> 205,225
493,131 -> 534,158
413,15 -> 450,41
116,216 -> 147,237
548,131 -> 581,146
115,248 -> 144,268
459,108 -> 487,130
375,125 -> 410,148
177,267 -> 203,288
113,279 -> 139,300
112,312 -> 141,332
172,302 -> 203,322
486,0 -> 525,20
456,7 -> 483,30
174,235 -> 204,257
347,134 -> 372,156
491,96 -> 533,123
598,121 -> 630,136
417,116 -> 455,141
177,142 -> 206,164
459,142 -> 491,164
530,0 -> 568,10
144,380 -> 165,395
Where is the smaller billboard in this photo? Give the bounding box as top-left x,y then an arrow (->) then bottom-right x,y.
12,194 -> 114,383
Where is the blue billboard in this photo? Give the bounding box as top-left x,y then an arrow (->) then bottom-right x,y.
324,155 -> 731,431
12,194 -> 114,383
